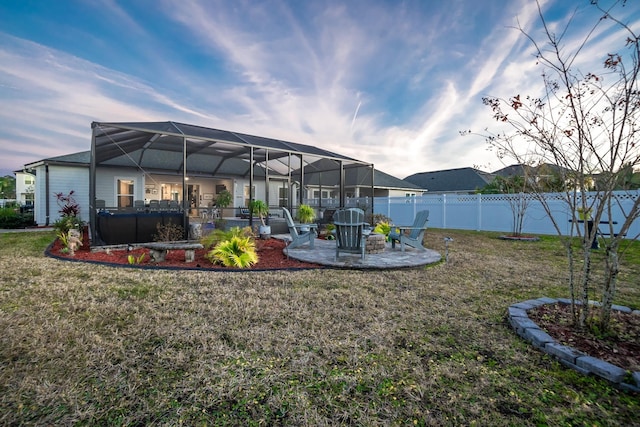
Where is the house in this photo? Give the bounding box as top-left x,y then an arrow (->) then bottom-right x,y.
493,163 -> 581,191
22,121 -> 419,245
404,167 -> 495,194
14,171 -> 36,208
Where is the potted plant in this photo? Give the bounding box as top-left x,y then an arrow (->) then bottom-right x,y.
249,199 -> 270,239
577,206 -> 592,221
296,204 -> 316,232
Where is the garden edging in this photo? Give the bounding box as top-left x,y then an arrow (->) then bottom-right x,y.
508,297 -> 640,392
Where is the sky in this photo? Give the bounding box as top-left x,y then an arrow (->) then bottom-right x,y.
1,0 -> 639,180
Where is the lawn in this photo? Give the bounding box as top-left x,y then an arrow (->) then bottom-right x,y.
0,229 -> 638,425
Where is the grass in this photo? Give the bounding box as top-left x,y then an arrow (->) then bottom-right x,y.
0,229 -> 638,425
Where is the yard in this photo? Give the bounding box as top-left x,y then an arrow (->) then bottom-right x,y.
0,229 -> 638,425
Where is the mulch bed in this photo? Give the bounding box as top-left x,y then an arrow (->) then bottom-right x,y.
48,236 -> 323,271
528,303 -> 640,372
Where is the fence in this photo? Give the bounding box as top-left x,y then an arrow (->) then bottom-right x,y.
367,191 -> 640,239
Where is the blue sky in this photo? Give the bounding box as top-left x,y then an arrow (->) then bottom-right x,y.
1,0 -> 638,179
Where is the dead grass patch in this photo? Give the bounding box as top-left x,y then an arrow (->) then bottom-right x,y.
0,230 -> 638,425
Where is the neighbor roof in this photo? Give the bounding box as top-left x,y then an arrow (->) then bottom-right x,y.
404,167 -> 494,193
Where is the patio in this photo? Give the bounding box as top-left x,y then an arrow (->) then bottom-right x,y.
274,234 -> 442,269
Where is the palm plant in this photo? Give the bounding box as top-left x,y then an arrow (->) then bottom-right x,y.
205,235 -> 258,268
249,200 -> 269,226
296,204 -> 316,224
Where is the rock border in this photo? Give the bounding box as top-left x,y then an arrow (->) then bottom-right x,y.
508,297 -> 640,392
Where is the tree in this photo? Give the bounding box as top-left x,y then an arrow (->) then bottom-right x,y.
478,174 -> 532,237
0,175 -> 16,199
471,0 -> 640,331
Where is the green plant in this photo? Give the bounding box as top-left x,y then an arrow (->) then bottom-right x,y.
127,253 -> 146,265
53,215 -> 83,235
57,231 -> 69,250
373,221 -> 391,238
577,207 -> 592,220
201,226 -> 252,249
0,207 -> 34,229
153,222 -> 184,242
215,190 -> 232,208
249,200 -> 269,226
205,234 -> 258,268
296,204 -> 316,224
325,223 -> 336,240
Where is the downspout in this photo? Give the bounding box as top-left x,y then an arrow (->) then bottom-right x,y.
370,164 -> 375,220
339,161 -> 345,208
182,136 -> 188,239
89,126 -> 97,243
249,147 -> 254,228
45,163 -> 50,226
299,154 -> 304,208
264,149 -> 269,226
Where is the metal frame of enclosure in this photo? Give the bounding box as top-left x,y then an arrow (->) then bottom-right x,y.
89,121 -> 374,245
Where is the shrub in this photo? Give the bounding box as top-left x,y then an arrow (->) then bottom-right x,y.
53,215 -> 83,235
201,226 -> 253,249
153,223 -> 184,242
0,208 -> 34,229
205,235 -> 258,268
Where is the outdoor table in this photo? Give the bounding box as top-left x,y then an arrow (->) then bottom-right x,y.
570,219 -> 618,249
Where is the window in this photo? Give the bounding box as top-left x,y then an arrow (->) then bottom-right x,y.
24,176 -> 34,185
117,179 -> 135,208
278,186 -> 288,207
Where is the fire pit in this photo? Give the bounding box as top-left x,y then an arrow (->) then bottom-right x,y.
365,233 -> 386,254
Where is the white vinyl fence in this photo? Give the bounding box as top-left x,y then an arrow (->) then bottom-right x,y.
367,191 -> 640,239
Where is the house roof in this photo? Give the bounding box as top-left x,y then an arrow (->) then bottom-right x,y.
374,169 -> 425,191
24,151 -> 91,170
92,121 -> 371,178
404,167 -> 494,193
493,163 -> 569,177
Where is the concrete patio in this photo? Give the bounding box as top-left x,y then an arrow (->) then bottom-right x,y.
273,234 -> 442,269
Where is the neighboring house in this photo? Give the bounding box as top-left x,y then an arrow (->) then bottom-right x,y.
493,163 -> 583,191
14,170 -> 36,208
404,167 -> 495,194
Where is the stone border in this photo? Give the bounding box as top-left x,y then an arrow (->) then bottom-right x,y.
508,297 -> 640,392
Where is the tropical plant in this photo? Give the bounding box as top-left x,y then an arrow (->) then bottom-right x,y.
127,253 -> 146,265
201,226 -> 253,249
249,200 -> 269,226
52,190 -> 84,234
296,204 -> 316,224
373,221 -> 391,240
55,190 -> 80,217
205,234 -> 258,268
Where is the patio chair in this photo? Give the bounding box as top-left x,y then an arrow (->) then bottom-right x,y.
134,200 -> 145,212
389,210 -> 430,252
282,207 -> 317,249
333,207 -> 367,260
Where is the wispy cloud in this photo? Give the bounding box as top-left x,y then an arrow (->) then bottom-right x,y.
0,0 -> 638,178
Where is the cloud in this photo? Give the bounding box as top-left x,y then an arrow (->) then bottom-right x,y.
1,0 -> 638,180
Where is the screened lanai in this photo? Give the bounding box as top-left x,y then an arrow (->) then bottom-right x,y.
89,121 -> 374,245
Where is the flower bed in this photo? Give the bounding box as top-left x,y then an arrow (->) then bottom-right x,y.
49,237 -> 323,270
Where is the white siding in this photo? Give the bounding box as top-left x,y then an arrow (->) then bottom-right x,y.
34,165 -> 89,226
